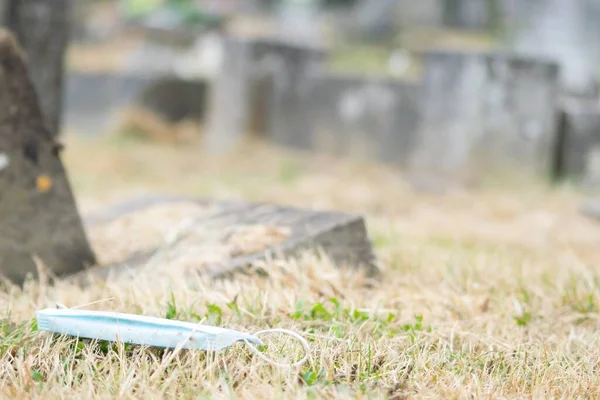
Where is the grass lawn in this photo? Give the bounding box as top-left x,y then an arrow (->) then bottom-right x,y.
2,134 -> 600,398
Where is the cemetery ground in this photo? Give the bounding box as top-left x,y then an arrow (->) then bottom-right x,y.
3,134 -> 600,398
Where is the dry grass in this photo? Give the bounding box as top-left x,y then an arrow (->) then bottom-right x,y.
2,135 -> 600,398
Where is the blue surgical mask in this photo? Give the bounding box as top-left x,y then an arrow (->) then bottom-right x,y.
36,306 -> 309,368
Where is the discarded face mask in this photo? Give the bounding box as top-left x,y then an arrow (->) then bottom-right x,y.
36,307 -> 309,368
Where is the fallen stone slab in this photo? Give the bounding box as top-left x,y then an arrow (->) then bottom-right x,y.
70,196 -> 379,285
0,29 -> 96,284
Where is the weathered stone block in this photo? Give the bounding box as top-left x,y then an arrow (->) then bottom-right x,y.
508,0 -> 600,97
205,36 -> 327,152
554,99 -> 600,186
63,72 -> 155,135
396,0 -> 444,28
350,0 -> 402,42
410,50 -> 560,187
443,0 -> 493,30
204,37 -> 254,152
63,72 -> 209,136
72,195 -> 379,284
133,76 -> 209,123
0,30 -> 96,284
309,73 -> 421,166
261,40 -> 327,150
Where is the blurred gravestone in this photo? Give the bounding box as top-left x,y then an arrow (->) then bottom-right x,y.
262,40 -> 327,149
65,23 -> 221,136
396,0 -> 444,28
63,72 -> 209,137
351,0 -> 400,42
135,77 -> 209,123
410,50 -> 560,188
0,29 -> 96,284
555,99 -> 600,187
205,37 -> 253,152
4,0 -> 72,137
443,0 -> 492,30
205,37 -> 327,152
509,0 -> 600,97
276,0 -> 322,46
63,72 -> 156,136
125,41 -> 185,76
65,16 -> 220,135
120,0 -> 226,77
309,73 -> 421,166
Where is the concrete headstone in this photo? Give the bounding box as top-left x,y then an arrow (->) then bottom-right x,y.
410,50 -> 560,187
134,76 -> 209,123
205,37 -> 327,152
309,73 -> 421,166
204,37 -> 254,152
63,72 -> 209,136
443,0 -> 492,30
260,40 -> 327,149
276,0 -> 323,46
351,0 -> 400,41
555,99 -> 600,186
396,0 -> 444,28
63,72 -> 157,136
509,0 -> 600,97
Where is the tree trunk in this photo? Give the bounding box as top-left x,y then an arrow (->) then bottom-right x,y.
0,28 -> 96,285
4,0 -> 71,136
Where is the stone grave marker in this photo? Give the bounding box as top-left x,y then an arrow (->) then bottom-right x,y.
350,0 -> 400,42
442,0 -> 493,31
0,29 -> 96,284
554,99 -> 600,186
508,0 -> 600,97
309,73 -> 421,166
395,0 -> 444,28
64,72 -> 209,137
261,39 -> 327,150
205,36 -> 327,153
204,37 -> 254,152
63,72 -> 156,136
410,49 -> 560,188
71,195 -> 379,285
131,77 -> 209,123
276,0 -> 322,46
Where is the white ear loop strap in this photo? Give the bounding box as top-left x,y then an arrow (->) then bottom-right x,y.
244,329 -> 310,368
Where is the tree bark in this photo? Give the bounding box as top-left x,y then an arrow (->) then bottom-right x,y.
4,0 -> 71,136
0,28 -> 96,285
